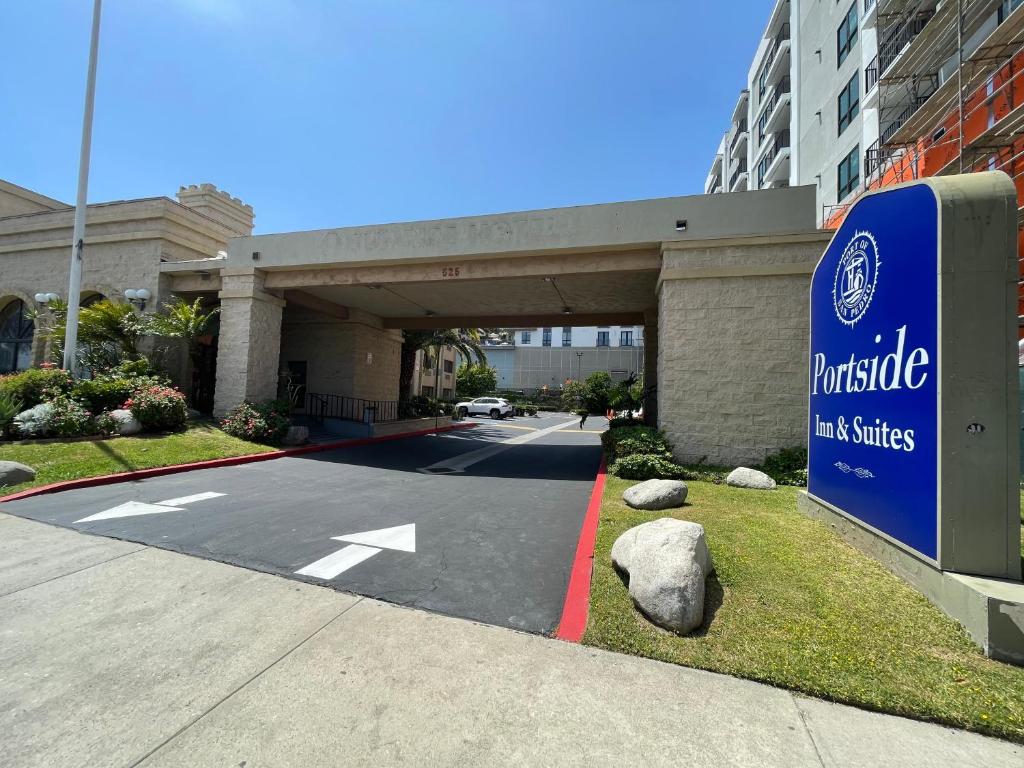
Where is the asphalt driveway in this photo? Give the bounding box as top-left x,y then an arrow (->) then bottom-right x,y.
0,413 -> 604,634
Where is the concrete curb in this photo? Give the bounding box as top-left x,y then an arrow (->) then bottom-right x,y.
555,456 -> 607,642
0,421 -> 477,504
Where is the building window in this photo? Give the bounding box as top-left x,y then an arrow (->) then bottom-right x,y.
542,327 -> 552,347
443,359 -> 454,374
0,299 -> 34,373
423,353 -> 434,371
520,330 -> 531,344
620,330 -> 634,347
596,331 -> 610,347
422,385 -> 435,397
838,145 -> 860,201
561,327 -> 571,347
442,388 -> 452,400
837,3 -> 858,67
837,74 -> 859,136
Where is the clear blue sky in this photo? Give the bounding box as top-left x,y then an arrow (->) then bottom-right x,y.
1,1 -> 768,234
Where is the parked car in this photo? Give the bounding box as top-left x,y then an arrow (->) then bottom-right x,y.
455,397 -> 513,419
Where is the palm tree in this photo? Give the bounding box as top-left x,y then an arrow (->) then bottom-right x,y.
146,298 -> 220,367
399,328 -> 487,399
43,298 -> 147,372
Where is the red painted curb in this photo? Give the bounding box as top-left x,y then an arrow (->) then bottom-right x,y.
0,421 -> 476,504
555,455 -> 607,643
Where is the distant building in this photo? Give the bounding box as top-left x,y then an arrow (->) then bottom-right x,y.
481,326 -> 645,393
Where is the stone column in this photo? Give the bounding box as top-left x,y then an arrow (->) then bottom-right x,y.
643,308 -> 658,426
213,269 -> 285,416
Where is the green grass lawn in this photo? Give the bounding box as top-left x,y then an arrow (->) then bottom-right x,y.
584,477 -> 1024,743
0,424 -> 275,496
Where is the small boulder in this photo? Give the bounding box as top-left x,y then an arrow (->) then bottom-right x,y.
611,518 -> 710,635
108,409 -> 143,436
282,425 -> 309,446
726,467 -> 776,490
13,403 -> 53,439
622,479 -> 688,510
0,460 -> 36,486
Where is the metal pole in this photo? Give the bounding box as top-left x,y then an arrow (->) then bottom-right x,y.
63,0 -> 102,374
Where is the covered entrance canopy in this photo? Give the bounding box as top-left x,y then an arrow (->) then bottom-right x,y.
162,185 -> 828,465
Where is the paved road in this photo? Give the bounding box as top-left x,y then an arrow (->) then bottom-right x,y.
0,412 -> 604,634
2,514 -> 1020,768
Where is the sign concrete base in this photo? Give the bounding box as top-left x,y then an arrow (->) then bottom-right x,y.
797,491 -> 1024,665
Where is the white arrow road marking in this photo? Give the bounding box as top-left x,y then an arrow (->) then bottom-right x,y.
156,491 -> 224,506
333,523 -> 416,552
295,543 -> 381,579
74,491 -> 226,523
419,418 -> 578,474
295,524 -> 417,580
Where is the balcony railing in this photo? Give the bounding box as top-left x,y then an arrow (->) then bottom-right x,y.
729,160 -> 748,190
757,130 -> 790,187
863,0 -> 876,14
757,23 -> 791,98
758,76 -> 791,142
879,94 -> 931,145
878,11 -> 935,76
305,392 -> 401,424
729,120 -> 748,153
865,55 -> 879,92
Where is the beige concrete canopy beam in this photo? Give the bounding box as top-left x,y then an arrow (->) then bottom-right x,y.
261,249 -> 662,290
283,290 -> 349,319
382,312 -> 645,330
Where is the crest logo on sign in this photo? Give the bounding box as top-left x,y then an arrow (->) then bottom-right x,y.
832,231 -> 880,326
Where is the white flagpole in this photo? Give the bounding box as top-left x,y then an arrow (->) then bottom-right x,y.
62,0 -> 102,373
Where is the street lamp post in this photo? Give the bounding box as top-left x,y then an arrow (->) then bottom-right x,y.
62,0 -> 103,375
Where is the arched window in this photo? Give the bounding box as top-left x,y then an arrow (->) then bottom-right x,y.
0,299 -> 34,373
81,293 -> 105,308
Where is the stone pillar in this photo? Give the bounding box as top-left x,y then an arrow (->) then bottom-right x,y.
213,269 -> 284,416
656,234 -> 830,467
643,308 -> 658,426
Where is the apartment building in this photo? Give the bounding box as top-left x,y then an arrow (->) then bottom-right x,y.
707,0 -> 1024,243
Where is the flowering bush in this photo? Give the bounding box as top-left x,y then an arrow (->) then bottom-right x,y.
125,385 -> 188,431
220,400 -> 291,444
0,367 -> 73,409
46,395 -> 97,438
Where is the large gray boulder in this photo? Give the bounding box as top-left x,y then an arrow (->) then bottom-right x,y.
108,409 -> 143,436
282,425 -> 309,446
13,403 -> 53,439
726,467 -> 777,490
611,518 -> 710,635
0,461 -> 36,486
622,479 -> 688,510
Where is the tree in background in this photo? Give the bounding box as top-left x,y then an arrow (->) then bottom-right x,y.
41,299 -> 147,373
455,362 -> 497,398
399,328 -> 487,398
583,370 -> 613,413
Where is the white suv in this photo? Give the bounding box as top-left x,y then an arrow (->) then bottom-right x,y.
455,397 -> 514,420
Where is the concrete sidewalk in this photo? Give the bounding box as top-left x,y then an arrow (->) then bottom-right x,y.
1,513 -> 1019,768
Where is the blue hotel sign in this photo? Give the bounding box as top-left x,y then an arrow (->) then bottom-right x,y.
808,175 -> 1019,577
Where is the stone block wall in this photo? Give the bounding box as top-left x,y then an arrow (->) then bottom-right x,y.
279,305 -> 401,403
657,236 -> 829,467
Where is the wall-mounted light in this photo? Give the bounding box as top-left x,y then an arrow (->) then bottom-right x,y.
124,288 -> 152,311
33,292 -> 59,305
675,219 -> 688,232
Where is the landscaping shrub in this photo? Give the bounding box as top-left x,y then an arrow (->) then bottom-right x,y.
46,395 -> 97,438
0,391 -> 22,439
455,363 -> 498,398
0,367 -> 73,409
601,424 -> 667,457
613,433 -> 673,461
73,377 -> 138,414
608,416 -> 642,429
125,385 -> 188,432
583,371 -> 614,413
220,400 -> 291,444
758,446 -> 808,486
610,453 -> 687,481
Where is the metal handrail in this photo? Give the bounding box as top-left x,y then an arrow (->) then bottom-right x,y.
865,55 -> 879,92
757,76 -> 791,142
729,120 -> 748,152
757,130 -> 791,187
729,160 -> 748,190
878,11 -> 934,76
304,392 -> 401,424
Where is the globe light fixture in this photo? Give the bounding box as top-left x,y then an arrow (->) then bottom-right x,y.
124,288 -> 151,310
34,292 -> 60,304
